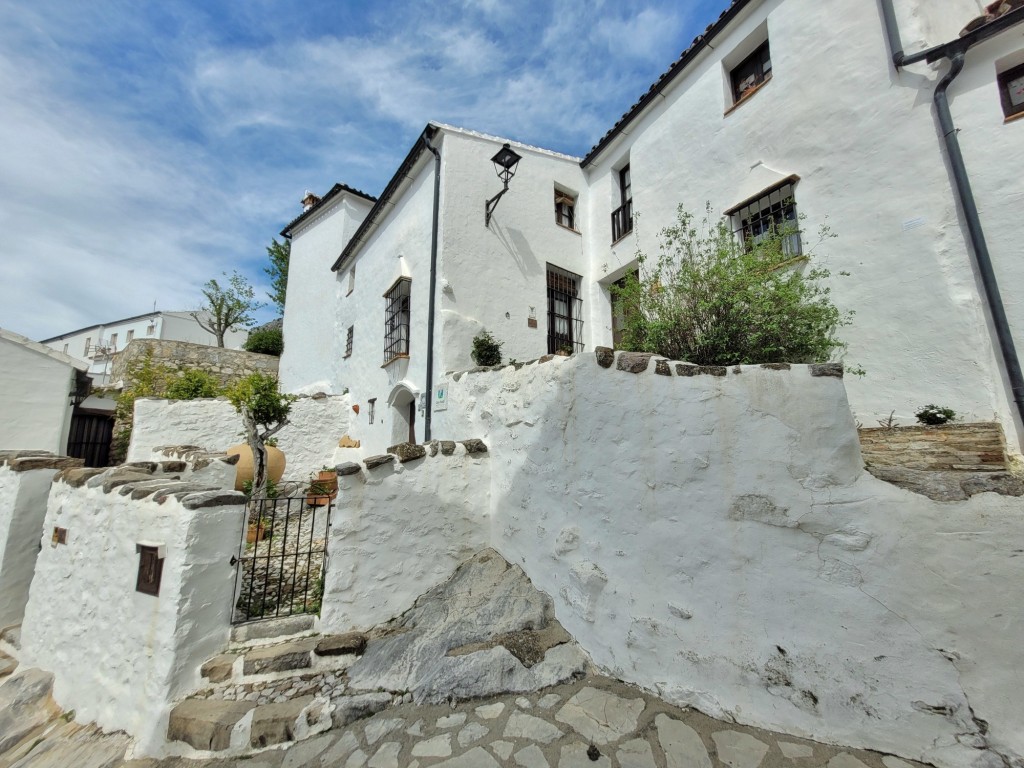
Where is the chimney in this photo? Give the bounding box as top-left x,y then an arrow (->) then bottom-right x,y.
301,190 -> 321,211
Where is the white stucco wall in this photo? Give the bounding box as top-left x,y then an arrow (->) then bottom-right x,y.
579,0 -> 1023,448
19,479 -> 243,754
426,354 -> 1022,768
278,193 -> 374,395
0,465 -> 54,628
128,395 -> 353,481
319,446 -> 490,633
0,332 -> 80,453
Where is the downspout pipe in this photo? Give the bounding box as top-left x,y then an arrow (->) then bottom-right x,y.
879,1 -> 1024,436
423,128 -> 442,442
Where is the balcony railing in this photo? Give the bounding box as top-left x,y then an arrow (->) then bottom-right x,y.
611,200 -> 633,242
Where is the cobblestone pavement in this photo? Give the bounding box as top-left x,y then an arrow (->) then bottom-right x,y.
3,673 -> 925,768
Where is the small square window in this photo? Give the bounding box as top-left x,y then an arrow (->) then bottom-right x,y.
998,62 -> 1024,120
555,190 -> 577,231
126,329 -> 134,343
730,41 -> 772,104
146,324 -> 155,336
344,325 -> 354,358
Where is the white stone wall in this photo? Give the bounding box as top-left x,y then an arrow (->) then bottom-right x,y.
0,465 -> 54,628
0,333 -> 79,453
128,395 -> 353,482
424,354 -> 1023,768
19,478 -> 244,754
319,446 -> 490,634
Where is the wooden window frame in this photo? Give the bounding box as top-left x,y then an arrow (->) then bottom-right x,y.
611,164 -> 633,243
999,62 -> 1024,120
555,190 -> 577,231
730,41 -> 772,105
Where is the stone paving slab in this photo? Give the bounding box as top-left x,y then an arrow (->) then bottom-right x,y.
1,672 -> 936,768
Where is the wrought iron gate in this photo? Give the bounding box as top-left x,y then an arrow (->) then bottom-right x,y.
66,411 -> 113,467
231,487 -> 332,624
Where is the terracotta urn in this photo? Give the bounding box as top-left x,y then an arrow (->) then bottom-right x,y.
227,443 -> 286,492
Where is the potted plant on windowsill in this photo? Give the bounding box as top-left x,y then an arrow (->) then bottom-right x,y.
306,466 -> 338,507
555,344 -> 573,357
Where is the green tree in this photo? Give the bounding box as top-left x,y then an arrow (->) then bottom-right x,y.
192,271 -> 263,347
226,373 -> 295,498
264,238 -> 290,314
612,204 -> 849,366
244,326 -> 284,356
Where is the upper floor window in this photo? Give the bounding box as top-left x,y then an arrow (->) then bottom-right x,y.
999,62 -> 1024,120
730,40 -> 772,105
555,190 -> 577,231
62,343 -> 69,355
547,264 -> 584,355
383,277 -> 411,364
126,329 -> 134,343
146,324 -> 155,336
729,181 -> 801,256
344,325 -> 354,358
83,337 -> 91,355
109,333 -> 118,349
611,164 -> 633,242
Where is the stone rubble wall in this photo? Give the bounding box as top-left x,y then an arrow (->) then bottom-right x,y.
319,441 -> 491,634
17,464 -> 246,755
111,339 -> 279,388
0,452 -> 83,629
858,422 -> 1007,472
419,350 -> 1023,768
128,394 -> 353,483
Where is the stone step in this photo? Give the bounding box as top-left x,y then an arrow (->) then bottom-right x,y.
167,693 -> 329,751
0,624 -> 21,651
201,631 -> 369,685
242,638 -> 318,676
230,615 -> 315,644
0,652 -> 15,678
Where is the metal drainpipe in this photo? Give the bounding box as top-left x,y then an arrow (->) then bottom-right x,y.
879,2 -> 1024,436
423,130 -> 442,443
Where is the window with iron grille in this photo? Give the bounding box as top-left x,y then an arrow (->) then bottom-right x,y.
547,265 -> 584,354
730,40 -> 772,104
611,164 -> 632,242
383,277 -> 411,364
731,181 -> 801,256
555,190 -> 576,231
998,62 -> 1024,120
344,325 -> 353,358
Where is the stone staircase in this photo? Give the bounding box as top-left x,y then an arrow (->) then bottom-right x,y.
167,615 -> 390,753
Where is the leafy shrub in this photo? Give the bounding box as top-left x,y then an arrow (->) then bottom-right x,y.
915,404 -> 957,425
166,369 -> 222,400
471,330 -> 503,366
244,326 -> 284,356
611,204 -> 850,365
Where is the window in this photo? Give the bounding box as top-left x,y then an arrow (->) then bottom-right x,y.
611,165 -> 633,242
109,333 -> 118,349
347,267 -> 356,295
62,343 -> 69,355
383,277 -> 411,363
730,181 -> 801,256
730,40 -> 772,104
610,269 -> 640,348
547,265 -> 583,354
999,62 -> 1024,120
555,189 -> 576,231
368,398 -> 376,424
146,324 -> 155,336
84,337 -> 91,355
344,325 -> 354,358
126,329 -> 134,343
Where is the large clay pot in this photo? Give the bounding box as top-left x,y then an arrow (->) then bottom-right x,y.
227,443 -> 286,492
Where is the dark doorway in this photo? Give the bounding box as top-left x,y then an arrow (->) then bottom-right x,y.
67,411 -> 113,467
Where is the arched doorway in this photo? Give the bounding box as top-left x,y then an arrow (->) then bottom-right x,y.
387,385 -> 417,445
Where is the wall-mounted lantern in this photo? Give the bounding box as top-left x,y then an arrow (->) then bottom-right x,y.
484,143 -> 522,227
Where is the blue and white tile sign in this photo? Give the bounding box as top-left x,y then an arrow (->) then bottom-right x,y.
434,383 -> 448,411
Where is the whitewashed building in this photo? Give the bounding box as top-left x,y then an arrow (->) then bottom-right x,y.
280,0 -> 1024,454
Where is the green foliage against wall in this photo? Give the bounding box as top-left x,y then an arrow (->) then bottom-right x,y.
471,330 -> 503,367
264,238 -> 290,314
244,326 -> 284,356
611,204 -> 850,366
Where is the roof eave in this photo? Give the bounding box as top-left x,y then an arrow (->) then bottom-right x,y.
280,183 -> 378,239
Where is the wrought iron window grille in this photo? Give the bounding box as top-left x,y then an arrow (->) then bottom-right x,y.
547,264 -> 584,355
731,181 -> 801,256
383,277 -> 411,364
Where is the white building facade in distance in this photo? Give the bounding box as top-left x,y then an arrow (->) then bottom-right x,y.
280,0 -> 1024,455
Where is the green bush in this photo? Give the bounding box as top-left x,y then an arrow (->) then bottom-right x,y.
244,326 -> 284,356
611,203 -> 850,366
166,369 -> 222,400
471,330 -> 503,366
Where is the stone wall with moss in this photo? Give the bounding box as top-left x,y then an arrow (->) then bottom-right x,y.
112,339 -> 278,389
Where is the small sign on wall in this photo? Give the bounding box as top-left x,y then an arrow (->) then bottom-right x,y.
434,384 -> 448,411
51,527 -> 67,547
136,543 -> 165,597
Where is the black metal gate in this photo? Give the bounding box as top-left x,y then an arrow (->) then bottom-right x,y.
231,488 -> 332,624
67,411 -> 113,467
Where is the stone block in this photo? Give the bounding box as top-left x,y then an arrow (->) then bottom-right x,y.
388,443 -> 427,462
616,352 -> 654,373
760,362 -> 791,370
676,364 -> 699,376
249,696 -> 315,748
460,439 -> 488,455
336,462 -> 362,476
230,614 -> 314,642
315,632 -> 368,656
338,435 -> 361,448
9,456 -> 83,473
654,359 -> 672,376
595,347 -> 615,368
57,467 -> 106,488
242,638 -> 315,675
697,365 -> 727,376
364,454 -> 395,470
439,441 -> 457,456
98,470 -> 157,494
200,654 -> 237,683
181,490 -> 248,510
331,692 -> 392,728
810,362 -> 843,378
166,699 -> 255,751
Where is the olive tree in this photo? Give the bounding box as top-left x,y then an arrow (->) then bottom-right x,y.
226,373 -> 294,499
192,271 -> 263,347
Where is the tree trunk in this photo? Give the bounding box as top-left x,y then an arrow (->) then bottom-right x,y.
216,330 -> 226,348
241,406 -> 268,499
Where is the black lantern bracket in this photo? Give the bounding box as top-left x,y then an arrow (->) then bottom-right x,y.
484,143 -> 522,227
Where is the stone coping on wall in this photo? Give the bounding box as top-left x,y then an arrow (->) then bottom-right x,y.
155,445 -> 242,471
444,348 -> 843,381
54,462 -> 247,510
0,451 -> 84,473
336,439 -> 488,477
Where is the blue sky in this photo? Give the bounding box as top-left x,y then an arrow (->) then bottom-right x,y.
0,0 -> 729,340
